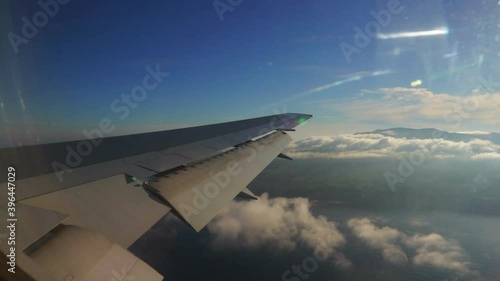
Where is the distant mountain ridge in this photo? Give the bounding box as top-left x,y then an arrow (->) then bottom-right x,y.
357,128 -> 500,145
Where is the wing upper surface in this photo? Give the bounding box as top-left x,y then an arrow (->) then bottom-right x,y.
0,113 -> 311,201
150,131 -> 292,231
0,113 -> 312,281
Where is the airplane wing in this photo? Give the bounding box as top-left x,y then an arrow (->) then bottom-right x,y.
0,113 -> 311,281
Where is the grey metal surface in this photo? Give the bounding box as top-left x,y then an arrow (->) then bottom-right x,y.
0,204 -> 68,252
0,113 -> 312,281
0,114 -> 311,201
0,113 -> 311,181
28,225 -> 163,281
150,131 -> 293,231
20,174 -> 172,249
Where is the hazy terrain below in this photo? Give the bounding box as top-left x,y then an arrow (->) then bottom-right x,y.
132,128 -> 500,281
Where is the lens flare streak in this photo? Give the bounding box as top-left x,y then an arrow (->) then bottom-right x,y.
377,27 -> 449,40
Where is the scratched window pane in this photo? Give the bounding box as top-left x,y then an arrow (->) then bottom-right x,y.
1,1 -> 499,281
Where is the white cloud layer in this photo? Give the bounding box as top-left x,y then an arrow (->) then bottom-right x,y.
207,197 -> 478,276
287,133 -> 500,159
405,233 -> 472,276
347,218 -> 408,265
335,87 -> 500,128
207,193 -> 351,268
347,218 -> 476,277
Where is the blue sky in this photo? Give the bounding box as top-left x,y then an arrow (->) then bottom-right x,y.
1,0 -> 499,145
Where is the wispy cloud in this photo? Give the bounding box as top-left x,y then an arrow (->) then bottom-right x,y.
348,218 -> 476,277
261,70 -> 394,109
286,133 -> 500,159
405,233 -> 473,276
207,197 -> 479,276
330,87 -> 500,129
208,193 -> 350,268
347,218 -> 408,265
